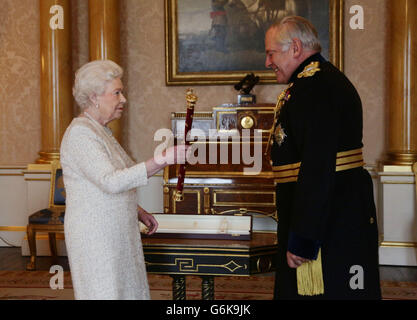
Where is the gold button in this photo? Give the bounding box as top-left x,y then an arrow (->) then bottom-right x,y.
370,217 -> 375,224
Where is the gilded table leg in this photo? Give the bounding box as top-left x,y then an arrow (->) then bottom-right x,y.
201,276 -> 215,300
26,226 -> 36,271
171,275 -> 186,300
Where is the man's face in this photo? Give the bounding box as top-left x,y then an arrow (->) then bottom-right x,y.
265,28 -> 298,84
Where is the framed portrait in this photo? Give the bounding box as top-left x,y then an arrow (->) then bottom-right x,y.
165,0 -> 344,85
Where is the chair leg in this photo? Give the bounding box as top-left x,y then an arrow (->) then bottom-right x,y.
26,225 -> 37,271
48,232 -> 58,264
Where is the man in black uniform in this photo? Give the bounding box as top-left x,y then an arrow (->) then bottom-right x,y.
265,16 -> 381,299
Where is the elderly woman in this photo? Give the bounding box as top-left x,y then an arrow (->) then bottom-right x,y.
60,60 -> 188,300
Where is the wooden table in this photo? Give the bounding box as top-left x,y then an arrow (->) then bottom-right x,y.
142,232 -> 277,300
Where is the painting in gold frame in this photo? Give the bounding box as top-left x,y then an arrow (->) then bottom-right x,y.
165,0 -> 344,86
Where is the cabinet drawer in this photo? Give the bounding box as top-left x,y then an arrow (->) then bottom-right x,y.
213,190 -> 275,207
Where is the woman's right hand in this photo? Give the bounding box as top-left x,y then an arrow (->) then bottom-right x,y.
164,144 -> 190,165
145,144 -> 191,178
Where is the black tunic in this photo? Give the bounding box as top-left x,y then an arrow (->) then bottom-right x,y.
270,53 -> 381,299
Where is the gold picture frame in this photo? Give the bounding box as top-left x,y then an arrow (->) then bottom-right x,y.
165,0 -> 344,86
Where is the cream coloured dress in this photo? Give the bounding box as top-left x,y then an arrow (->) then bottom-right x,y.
60,114 -> 150,300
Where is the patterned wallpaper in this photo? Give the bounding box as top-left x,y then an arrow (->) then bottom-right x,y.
0,0 -> 387,166
0,0 -> 41,165
344,0 -> 387,166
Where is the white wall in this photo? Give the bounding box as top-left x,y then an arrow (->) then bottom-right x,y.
0,166 -> 28,247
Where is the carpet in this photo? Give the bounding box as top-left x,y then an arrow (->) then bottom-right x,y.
380,280 -> 417,300
0,271 -> 415,300
0,271 -> 74,300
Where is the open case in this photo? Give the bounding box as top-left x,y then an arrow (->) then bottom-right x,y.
140,214 -> 252,240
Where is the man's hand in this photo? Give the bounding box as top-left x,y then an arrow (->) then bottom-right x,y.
138,207 -> 158,235
287,251 -> 310,268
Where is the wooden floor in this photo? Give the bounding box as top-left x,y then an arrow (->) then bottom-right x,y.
1,247 -> 417,282
0,248 -> 70,272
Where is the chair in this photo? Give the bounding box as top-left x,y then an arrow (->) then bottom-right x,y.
26,160 -> 65,271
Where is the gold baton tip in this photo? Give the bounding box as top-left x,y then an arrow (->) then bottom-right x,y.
174,190 -> 184,202
186,88 -> 198,104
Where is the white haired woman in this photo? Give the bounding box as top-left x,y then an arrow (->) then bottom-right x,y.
60,60 -> 188,300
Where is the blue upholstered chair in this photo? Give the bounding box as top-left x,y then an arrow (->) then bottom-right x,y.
26,160 -> 65,271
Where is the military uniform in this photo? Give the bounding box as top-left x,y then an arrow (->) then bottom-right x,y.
270,53 -> 381,299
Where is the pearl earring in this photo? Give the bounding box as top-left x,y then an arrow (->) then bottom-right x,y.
95,103 -> 99,109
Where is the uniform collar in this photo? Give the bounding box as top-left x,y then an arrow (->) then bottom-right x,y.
289,52 -> 326,83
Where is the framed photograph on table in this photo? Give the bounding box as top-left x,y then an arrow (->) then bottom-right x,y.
165,0 -> 344,86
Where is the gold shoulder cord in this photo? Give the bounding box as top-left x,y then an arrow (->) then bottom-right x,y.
265,83 -> 293,156
297,61 -> 321,78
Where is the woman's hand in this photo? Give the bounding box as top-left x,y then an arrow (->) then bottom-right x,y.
138,207 -> 158,235
159,144 -> 190,165
145,144 -> 191,178
287,251 -> 310,268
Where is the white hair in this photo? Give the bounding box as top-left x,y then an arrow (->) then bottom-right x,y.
73,60 -> 123,110
271,16 -> 322,52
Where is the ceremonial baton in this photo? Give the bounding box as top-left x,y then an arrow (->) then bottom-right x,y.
174,89 -> 198,202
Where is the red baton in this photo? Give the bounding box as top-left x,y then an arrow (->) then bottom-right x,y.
174,89 -> 198,202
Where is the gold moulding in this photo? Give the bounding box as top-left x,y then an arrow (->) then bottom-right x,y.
36,151 -> 60,164
379,152 -> 417,172
380,241 -> 417,248
0,226 -> 27,232
386,152 -> 417,161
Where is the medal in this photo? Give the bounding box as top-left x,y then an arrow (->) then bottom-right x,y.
274,124 -> 287,146
265,83 -> 293,154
